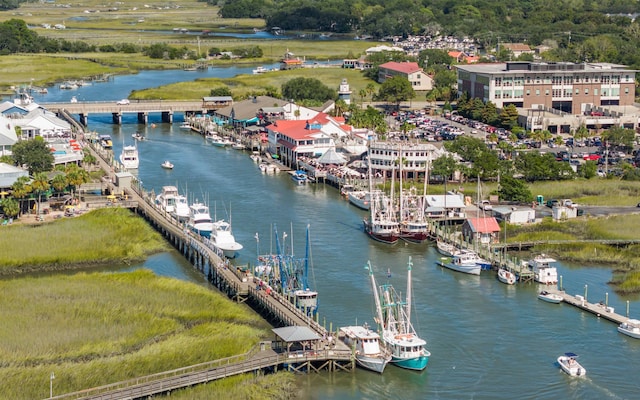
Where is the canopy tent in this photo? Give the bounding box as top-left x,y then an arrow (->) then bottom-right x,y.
317,148 -> 347,165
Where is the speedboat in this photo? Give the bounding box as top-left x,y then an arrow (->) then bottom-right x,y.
99,135 -> 113,149
436,239 -> 458,257
209,219 -> 243,258
498,268 -> 517,285
436,250 -> 482,275
348,190 -> 371,210
207,134 -> 230,147
340,324 -> 391,374
187,202 -> 213,238
250,151 -> 261,163
528,255 -> 558,284
179,122 -> 191,129
557,353 -> 586,376
119,144 -> 139,169
538,290 -> 563,304
161,160 -> 174,169
132,132 -> 146,141
291,170 -> 308,184
618,319 -> 640,339
252,66 -> 269,74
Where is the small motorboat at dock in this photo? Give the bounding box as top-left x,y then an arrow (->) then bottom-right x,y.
538,290 -> 563,304
618,319 -> 640,339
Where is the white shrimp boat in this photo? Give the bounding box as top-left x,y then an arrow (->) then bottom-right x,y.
340,324 -> 390,373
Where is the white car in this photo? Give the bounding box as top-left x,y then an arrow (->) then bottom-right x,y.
116,99 -> 130,105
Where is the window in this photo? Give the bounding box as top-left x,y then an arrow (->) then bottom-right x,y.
585,88 -> 589,95
594,89 -> 598,96
625,87 -> 630,94
535,89 -> 540,96
526,89 -> 530,96
575,88 -> 580,95
545,89 -> 549,96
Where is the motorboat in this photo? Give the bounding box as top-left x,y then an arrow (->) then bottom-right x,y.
171,194 -> 190,222
155,186 -> 179,214
161,160 -> 174,169
528,255 -> 558,284
187,202 -> 213,238
340,184 -> 355,197
207,134 -> 230,147
291,170 -> 308,184
132,132 -> 146,141
617,319 -> 640,339
119,144 -> 139,169
436,250 -> 483,275
70,96 -> 78,103
557,353 -> 586,377
497,268 -> 517,285
98,135 -> 113,149
231,140 -> 245,150
339,324 -> 391,374
369,258 -> 430,371
209,219 -> 244,258
250,151 -> 261,163
538,290 -> 563,304
436,239 -> 458,257
252,66 -> 269,74
348,190 -> 371,210
179,122 -> 192,129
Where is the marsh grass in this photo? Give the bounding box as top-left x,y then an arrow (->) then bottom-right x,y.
0,208 -> 168,273
163,372 -> 297,399
0,269 -> 271,399
132,68 -> 376,100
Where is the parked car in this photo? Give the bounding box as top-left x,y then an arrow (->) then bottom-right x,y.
116,99 -> 130,105
546,199 -> 559,208
479,200 -> 493,211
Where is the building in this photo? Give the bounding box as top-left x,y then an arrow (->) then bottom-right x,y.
0,116 -> 18,156
367,141 -> 445,179
337,78 -> 352,105
378,62 -> 433,91
492,206 -> 536,224
500,43 -> 534,58
456,61 -> 638,132
0,162 -> 28,190
264,113 -> 354,168
461,217 -> 501,245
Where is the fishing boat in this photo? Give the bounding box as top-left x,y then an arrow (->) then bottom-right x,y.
436,239 -> 459,257
119,144 -> 139,169
291,170 -> 308,184
339,324 -> 390,374
369,258 -> 430,371
528,255 -> 558,284
132,132 -> 146,141
398,158 -> 429,243
497,268 -> 517,285
255,224 -> 318,316
161,160 -> 174,169
207,134 -> 229,147
209,219 -> 243,258
618,319 -> 640,339
538,290 -> 563,304
557,353 -> 586,376
436,250 -> 483,275
187,201 -> 213,238
363,162 -> 398,244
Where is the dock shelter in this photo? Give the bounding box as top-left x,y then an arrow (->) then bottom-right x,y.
272,326 -> 321,353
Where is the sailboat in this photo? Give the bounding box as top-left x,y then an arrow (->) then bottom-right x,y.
369,257 -> 430,370
363,157 -> 399,244
256,224 -> 318,316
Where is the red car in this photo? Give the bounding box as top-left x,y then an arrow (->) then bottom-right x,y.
583,154 -> 601,161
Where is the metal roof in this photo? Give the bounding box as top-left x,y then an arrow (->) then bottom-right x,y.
272,326 -> 321,342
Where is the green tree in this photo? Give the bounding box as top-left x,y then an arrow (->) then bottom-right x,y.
500,104 -> 519,129
65,164 -> 89,200
375,76 -> 415,110
0,154 -> 12,164
431,154 -> 458,182
11,175 -> 31,215
498,175 -> 533,202
578,160 -> 598,179
515,151 -> 574,182
0,197 -> 19,219
602,126 -> 635,151
11,137 -> 54,174
281,77 -> 336,102
51,173 -> 68,194
210,86 -> 233,97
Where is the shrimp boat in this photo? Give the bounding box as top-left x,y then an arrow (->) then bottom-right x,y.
369,258 -> 430,370
339,324 -> 390,373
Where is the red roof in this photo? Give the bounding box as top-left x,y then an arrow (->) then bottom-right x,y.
379,61 -> 422,74
266,119 -> 321,140
468,217 -> 501,233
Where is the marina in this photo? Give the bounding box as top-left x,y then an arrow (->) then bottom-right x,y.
9,66 -> 640,399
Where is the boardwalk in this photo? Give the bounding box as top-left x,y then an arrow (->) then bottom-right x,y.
545,288 -> 632,325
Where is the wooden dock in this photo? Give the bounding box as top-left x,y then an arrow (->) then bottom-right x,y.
545,288 -> 631,325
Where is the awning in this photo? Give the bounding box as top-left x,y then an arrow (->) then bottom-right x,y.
272,326 -> 321,342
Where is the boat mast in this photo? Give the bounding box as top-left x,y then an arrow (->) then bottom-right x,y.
368,262 -> 385,330
398,146 -> 403,225
303,224 -> 310,290
406,257 -> 413,328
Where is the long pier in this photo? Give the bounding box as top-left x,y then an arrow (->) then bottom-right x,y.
48,128 -> 354,399
545,287 -> 633,325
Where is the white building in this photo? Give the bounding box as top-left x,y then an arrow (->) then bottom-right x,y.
492,206 -> 536,224
378,61 -> 433,91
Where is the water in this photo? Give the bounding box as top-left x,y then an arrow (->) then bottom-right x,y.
38,68 -> 640,399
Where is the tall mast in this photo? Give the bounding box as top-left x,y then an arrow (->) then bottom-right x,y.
406,257 -> 413,328
369,262 -> 385,330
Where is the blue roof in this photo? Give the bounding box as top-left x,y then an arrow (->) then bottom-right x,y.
565,352 -> 579,357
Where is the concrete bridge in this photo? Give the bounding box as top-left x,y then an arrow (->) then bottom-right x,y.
43,100 -> 227,125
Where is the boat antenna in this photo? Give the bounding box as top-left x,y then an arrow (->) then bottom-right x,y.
406,257 -> 412,328
367,261 -> 385,331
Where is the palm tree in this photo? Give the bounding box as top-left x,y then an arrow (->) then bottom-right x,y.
31,172 -> 50,216
334,99 -> 348,117
51,173 -> 68,194
0,197 -> 20,220
365,83 -> 375,102
65,164 -> 90,200
11,175 -> 32,216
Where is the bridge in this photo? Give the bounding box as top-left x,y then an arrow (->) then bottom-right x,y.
43,100 -> 228,125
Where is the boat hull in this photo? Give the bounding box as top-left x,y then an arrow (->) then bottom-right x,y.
399,230 -> 429,243
498,269 -> 516,285
356,355 -> 388,374
363,219 -> 398,244
557,356 -> 586,376
348,191 -> 370,210
437,260 -> 481,275
391,353 -> 430,371
538,291 -> 563,304
618,320 -> 640,339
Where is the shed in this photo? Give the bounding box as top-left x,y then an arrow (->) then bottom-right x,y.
462,217 -> 501,244
114,172 -> 134,189
492,206 -> 536,224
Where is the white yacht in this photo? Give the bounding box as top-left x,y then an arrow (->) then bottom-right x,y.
171,194 -> 190,222
187,202 -> 213,238
528,255 -> 558,284
119,144 -> 139,169
155,186 -> 179,214
209,219 -> 243,258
